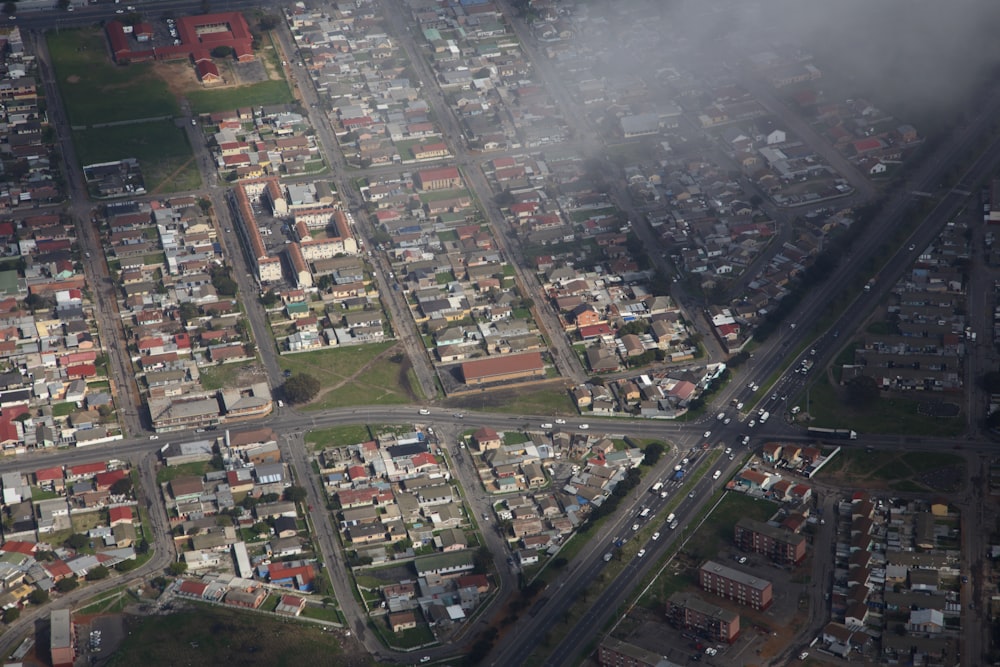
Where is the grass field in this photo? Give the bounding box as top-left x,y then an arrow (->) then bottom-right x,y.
306,424 -> 372,450
280,342 -> 419,410
447,384 -> 576,415
73,121 -> 200,194
188,80 -> 294,114
47,30 -> 180,126
805,376 -> 964,436
818,447 -> 965,492
199,363 -> 264,391
106,606 -> 354,667
156,461 -> 212,484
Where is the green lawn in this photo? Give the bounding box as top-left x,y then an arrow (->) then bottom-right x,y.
280,342 -> 419,410
73,121 -> 199,194
47,29 -> 180,126
199,363 -> 263,391
106,605 -> 344,667
306,425 -> 373,450
447,385 -> 576,415
805,376 -> 965,436
156,461 -> 212,484
52,402 -> 76,417
188,80 -> 293,114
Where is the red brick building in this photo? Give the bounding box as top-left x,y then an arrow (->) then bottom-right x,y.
666,591 -> 741,643
699,560 -> 773,610
734,516 -> 807,565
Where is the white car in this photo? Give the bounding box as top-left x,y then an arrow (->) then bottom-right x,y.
724,447 -> 732,455
742,435 -> 751,445
651,532 -> 660,541
798,651 -> 809,661
637,548 -> 646,558
705,647 -> 717,656
631,523 -> 639,531
748,419 -> 756,428
735,401 -> 744,410
703,430 -> 712,439
555,418 -> 566,424
723,417 -> 732,424
149,434 -> 159,440
420,658 -> 431,664
578,423 -> 589,430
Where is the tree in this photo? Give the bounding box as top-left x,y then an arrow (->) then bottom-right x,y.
210,266 -> 238,297
116,559 -> 138,572
258,13 -> 279,30
284,485 -> 308,504
110,477 -> 133,496
3,608 -> 19,623
55,577 -> 79,593
260,289 -> 278,307
66,533 -> 88,550
210,45 -> 233,58
283,373 -> 320,404
86,565 -> 110,581
643,442 -> 665,466
168,561 -> 188,576
28,589 -> 49,605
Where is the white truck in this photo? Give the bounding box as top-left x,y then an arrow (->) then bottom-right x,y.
651,482 -> 664,494
759,411 -> 770,424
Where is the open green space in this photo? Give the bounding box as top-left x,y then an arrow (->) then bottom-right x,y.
47,29 -> 180,126
817,447 -> 965,492
306,424 -> 373,450
106,605 -> 351,667
451,385 -> 577,416
187,80 -> 294,114
280,342 -> 418,410
805,376 -> 964,436
156,461 -> 213,484
73,121 -> 200,194
418,188 -> 470,203
198,363 -> 262,391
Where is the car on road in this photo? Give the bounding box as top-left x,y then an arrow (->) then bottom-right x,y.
798,651 -> 809,660
603,552 -> 613,562
149,435 -> 158,440
670,520 -> 679,530
738,556 -> 747,564
578,423 -> 589,430
418,408 -> 431,415
540,422 -> 553,429
453,413 -> 464,419
771,393 -> 778,401
962,575 -> 969,583
748,419 -> 756,428
420,658 -> 431,664
723,417 -> 731,424
735,401 -> 744,410
482,512 -> 489,521
652,531 -> 660,540
703,430 -> 712,439
637,549 -> 646,558
724,447 -> 732,455
742,436 -> 750,445
688,491 -> 695,498
115,9 -> 124,13
631,523 -> 639,531
555,418 -> 566,424
705,647 -> 717,656
908,243 -> 916,251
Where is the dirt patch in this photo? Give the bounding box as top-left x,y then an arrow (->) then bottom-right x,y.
156,61 -> 202,100
66,74 -> 80,84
